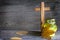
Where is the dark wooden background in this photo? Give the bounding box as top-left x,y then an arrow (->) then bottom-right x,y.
0,0 -> 60,31
0,0 -> 60,40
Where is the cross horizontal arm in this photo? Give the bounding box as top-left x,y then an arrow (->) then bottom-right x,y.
35,7 -> 50,11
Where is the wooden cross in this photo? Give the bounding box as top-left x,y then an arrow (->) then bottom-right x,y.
35,2 -> 50,25
35,2 -> 51,40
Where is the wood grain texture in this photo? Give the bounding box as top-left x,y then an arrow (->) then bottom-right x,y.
0,0 -> 59,31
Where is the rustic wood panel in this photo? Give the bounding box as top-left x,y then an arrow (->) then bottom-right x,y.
0,0 -> 60,31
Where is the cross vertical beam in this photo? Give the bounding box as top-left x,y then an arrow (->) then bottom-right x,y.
41,2 -> 45,25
